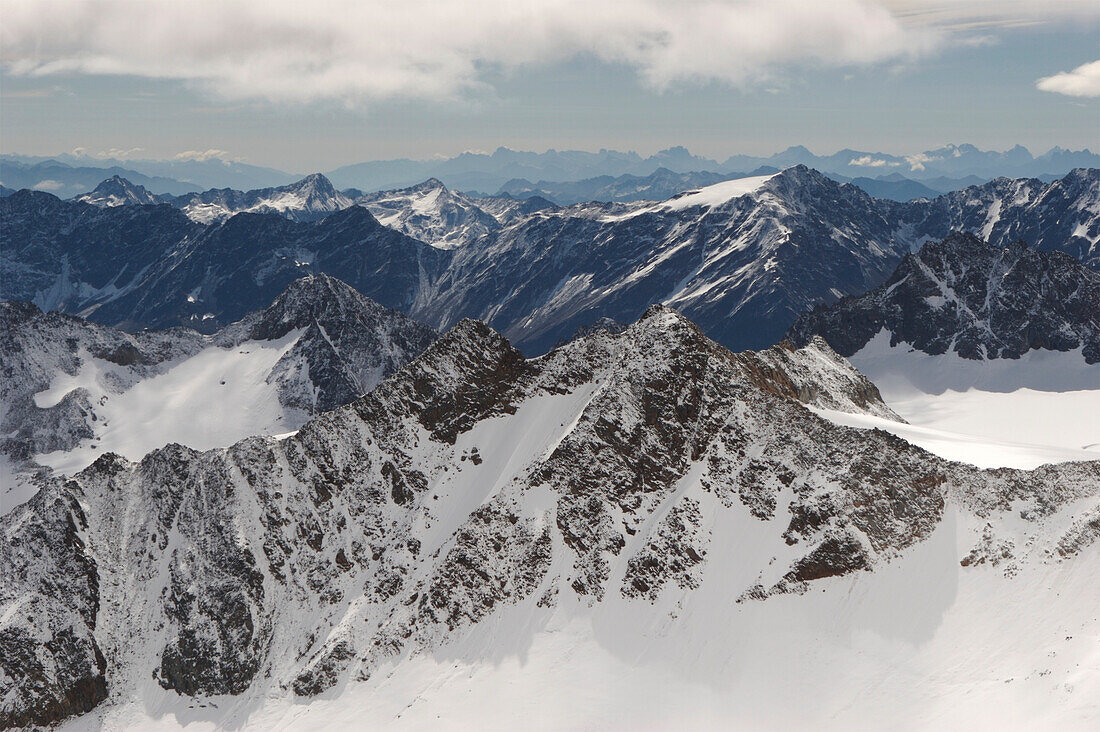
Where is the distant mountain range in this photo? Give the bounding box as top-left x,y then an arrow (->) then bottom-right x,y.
0,159 -> 201,197
0,154 -> 298,197
325,143 -> 1097,193
3,167 -> 1096,356
4,143 -> 1095,198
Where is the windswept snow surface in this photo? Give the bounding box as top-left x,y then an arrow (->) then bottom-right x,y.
598,172 -> 779,222
812,408 -> 1098,469
824,330 -> 1100,468
661,173 -> 778,211
35,332 -> 307,475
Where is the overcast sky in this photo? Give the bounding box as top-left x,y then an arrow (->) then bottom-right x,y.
2,0 -> 1098,173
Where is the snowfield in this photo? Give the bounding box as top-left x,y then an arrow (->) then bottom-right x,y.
661,173 -> 779,211
821,330 -> 1100,469
34,333 -> 308,476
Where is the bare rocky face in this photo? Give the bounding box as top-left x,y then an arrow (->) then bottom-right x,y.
2,304 -> 1096,728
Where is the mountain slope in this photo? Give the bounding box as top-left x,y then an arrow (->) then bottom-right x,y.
417,167 -> 916,353
787,232 -> 1100,363
901,168 -> 1100,269
0,190 -> 204,312
1,306 -> 1096,728
0,190 -> 450,333
0,275 -> 437,495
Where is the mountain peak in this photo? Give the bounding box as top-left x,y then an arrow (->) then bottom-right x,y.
288,173 -> 337,194
369,317 -> 528,443
246,273 -> 377,339
76,175 -> 162,206
410,177 -> 448,192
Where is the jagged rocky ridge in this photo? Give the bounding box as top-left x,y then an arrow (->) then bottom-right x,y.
2,306 -> 1096,728
0,274 -> 436,467
787,233 -> 1100,363
3,167 -> 1097,353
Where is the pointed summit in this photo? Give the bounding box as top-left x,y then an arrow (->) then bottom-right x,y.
291,172 -> 338,192
412,177 -> 447,191
75,176 -> 164,207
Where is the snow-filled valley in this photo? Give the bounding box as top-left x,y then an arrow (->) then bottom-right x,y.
33,334 -> 308,476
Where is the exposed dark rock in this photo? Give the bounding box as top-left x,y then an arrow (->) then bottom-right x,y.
788,233 -> 1100,362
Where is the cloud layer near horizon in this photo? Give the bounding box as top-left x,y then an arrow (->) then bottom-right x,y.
4,0 -> 939,105
1037,60 -> 1100,98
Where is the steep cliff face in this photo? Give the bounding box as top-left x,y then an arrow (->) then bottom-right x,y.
787,232 -> 1100,363
2,307 -> 1095,728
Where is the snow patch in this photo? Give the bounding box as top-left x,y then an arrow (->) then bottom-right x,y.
661,173 -> 778,211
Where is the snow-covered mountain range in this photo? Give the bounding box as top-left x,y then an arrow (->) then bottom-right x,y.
2,305 -> 1097,729
418,167 -> 1100,353
2,168 -> 1097,355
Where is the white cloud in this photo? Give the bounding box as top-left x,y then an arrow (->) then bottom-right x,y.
849,155 -> 900,167
2,0 -> 942,105
31,179 -> 65,191
904,152 -> 941,171
1037,60 -> 1100,98
881,1 -> 1100,30
70,146 -> 145,160
174,149 -> 234,162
